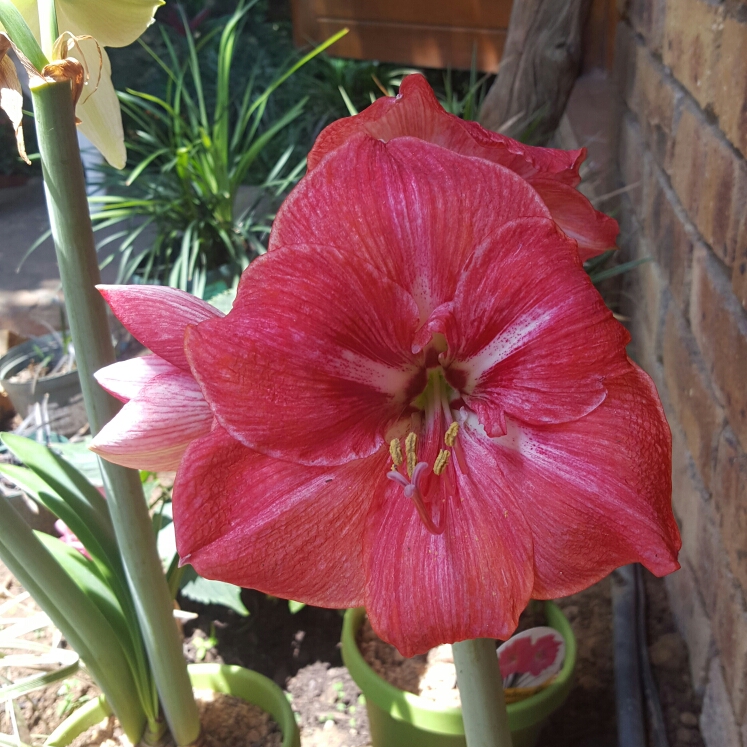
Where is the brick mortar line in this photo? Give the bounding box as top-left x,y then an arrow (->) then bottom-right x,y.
625,22 -> 747,166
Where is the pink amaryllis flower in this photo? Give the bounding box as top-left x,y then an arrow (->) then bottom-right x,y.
90,286 -> 222,471
163,134 -> 681,656
305,74 -> 618,262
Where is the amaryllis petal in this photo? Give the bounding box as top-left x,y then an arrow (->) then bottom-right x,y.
55,0 -> 164,48
491,365 -> 680,598
74,44 -> 125,169
90,371 -> 212,471
441,219 -> 630,434
529,177 -> 619,262
305,74 -> 617,260
307,74 -> 584,186
270,135 -> 550,313
174,427 -> 381,608
364,430 -> 534,657
98,285 -> 223,372
187,244 -> 423,466
94,355 -> 179,402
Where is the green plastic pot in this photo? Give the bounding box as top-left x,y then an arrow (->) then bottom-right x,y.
45,663 -> 300,747
342,602 -> 576,747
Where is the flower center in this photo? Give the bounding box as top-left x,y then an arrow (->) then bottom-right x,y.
386,368 -> 467,535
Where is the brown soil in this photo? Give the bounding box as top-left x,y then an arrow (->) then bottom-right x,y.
69,691 -> 281,747
0,562 -> 98,745
1,556 -> 706,747
8,360 -> 52,383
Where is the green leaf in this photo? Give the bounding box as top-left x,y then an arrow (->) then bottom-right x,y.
0,501 -> 146,740
35,533 -> 139,665
589,256 -> 651,284
180,568 -> 249,616
53,438 -> 102,487
1,434 -> 110,530
0,655 -> 79,700
288,600 -> 306,614
207,287 -> 236,314
0,0 -> 47,71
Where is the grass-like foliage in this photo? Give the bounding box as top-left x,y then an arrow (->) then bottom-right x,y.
89,0 -> 344,297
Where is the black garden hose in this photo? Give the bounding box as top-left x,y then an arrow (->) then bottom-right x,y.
610,564 -> 670,747
612,564 -> 646,747
636,564 -> 670,747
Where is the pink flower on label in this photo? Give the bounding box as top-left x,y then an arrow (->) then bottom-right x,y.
90,286 -> 221,472
304,74 -> 619,262
499,636 -> 535,678
527,634 -> 562,676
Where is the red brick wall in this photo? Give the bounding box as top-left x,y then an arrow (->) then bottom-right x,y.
615,1 -> 747,744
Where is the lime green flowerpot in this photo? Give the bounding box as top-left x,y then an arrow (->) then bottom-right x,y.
342,602 -> 576,747
45,663 -> 301,747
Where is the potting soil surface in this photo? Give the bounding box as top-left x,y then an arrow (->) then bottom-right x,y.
1,560 -> 706,747
67,691 -> 281,747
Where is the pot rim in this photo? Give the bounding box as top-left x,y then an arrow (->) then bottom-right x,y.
0,333 -> 77,384
341,601 -> 577,735
45,662 -> 300,747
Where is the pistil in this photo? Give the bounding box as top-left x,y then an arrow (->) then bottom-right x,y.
387,461 -> 446,535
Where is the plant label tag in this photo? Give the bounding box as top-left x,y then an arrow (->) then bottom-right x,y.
497,627 -> 565,689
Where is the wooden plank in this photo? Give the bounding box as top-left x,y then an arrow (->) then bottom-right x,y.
479,0 -> 592,140
307,0 -> 511,29
310,18 -> 506,72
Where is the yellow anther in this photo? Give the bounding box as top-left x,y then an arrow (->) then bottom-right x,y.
433,449 -> 450,476
405,432 -> 418,478
444,422 -> 459,447
389,438 -> 403,468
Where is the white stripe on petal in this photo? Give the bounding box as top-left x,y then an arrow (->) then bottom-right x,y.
95,355 -> 180,402
461,306 -> 560,393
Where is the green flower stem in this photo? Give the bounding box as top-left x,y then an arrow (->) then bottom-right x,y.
36,0 -> 58,60
0,496 -> 146,743
452,638 -> 513,747
31,78 -> 201,746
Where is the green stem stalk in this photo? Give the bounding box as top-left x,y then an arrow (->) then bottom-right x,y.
452,638 -> 513,747
0,497 -> 146,743
31,78 -> 200,746
36,0 -> 58,60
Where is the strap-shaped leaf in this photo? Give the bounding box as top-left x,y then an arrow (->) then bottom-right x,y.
0,499 -> 146,740
0,647 -> 79,700
0,447 -> 155,713
0,0 -> 47,71
1,434 -> 112,539
35,533 -> 139,670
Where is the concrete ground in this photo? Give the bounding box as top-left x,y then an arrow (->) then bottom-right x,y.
0,176 -> 117,339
